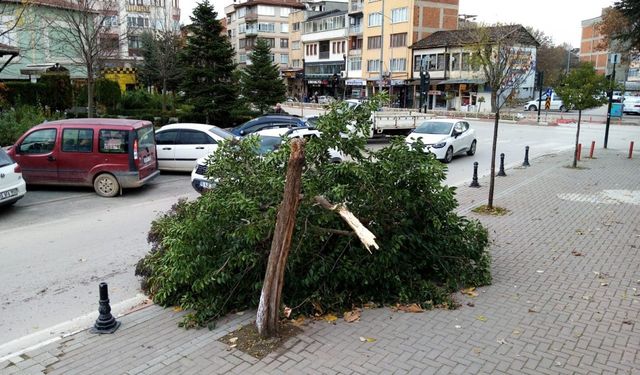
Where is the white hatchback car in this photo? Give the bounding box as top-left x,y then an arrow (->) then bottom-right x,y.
0,148 -> 27,206
155,123 -> 235,172
405,119 -> 477,163
190,127 -> 343,193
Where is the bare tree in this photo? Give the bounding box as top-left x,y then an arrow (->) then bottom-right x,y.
465,24 -> 538,209
139,30 -> 182,112
47,0 -> 123,117
0,0 -> 33,73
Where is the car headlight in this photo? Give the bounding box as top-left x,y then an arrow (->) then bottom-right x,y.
432,142 -> 447,149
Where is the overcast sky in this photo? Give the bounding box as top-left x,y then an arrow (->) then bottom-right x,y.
180,0 -> 615,47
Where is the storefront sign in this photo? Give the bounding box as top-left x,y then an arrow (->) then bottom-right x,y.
307,80 -> 323,85
428,90 -> 443,95
390,79 -> 405,86
346,79 -> 366,86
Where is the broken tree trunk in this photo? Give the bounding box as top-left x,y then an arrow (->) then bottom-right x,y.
314,196 -> 379,253
256,138 -> 305,338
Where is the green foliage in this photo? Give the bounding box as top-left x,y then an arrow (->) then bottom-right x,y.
615,0 -> 640,49
39,73 -> 72,111
139,31 -> 183,93
120,90 -> 163,110
95,79 -> 121,113
5,82 -> 45,108
240,39 -> 286,114
555,63 -> 609,111
180,0 -> 237,126
137,95 -> 491,326
0,106 -> 60,146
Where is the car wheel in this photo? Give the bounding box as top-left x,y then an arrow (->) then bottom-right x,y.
559,105 -> 566,112
528,105 -> 537,111
467,140 -> 477,156
442,146 -> 454,163
94,173 -> 120,197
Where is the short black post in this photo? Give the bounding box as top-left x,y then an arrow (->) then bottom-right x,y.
497,153 -> 507,176
470,162 -> 480,188
91,283 -> 120,334
522,146 -> 531,167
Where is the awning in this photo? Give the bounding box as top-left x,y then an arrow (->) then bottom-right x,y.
20,63 -> 69,76
438,78 -> 486,85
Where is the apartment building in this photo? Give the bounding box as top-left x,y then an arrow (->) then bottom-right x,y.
225,0 -> 305,70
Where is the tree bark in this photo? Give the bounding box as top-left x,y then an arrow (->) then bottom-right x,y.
162,77 -> 167,112
573,110 -> 582,168
488,109 -> 500,209
87,66 -> 95,118
256,138 -> 305,338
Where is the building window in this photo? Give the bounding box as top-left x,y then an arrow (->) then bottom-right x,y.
351,37 -> 363,50
292,41 -> 300,50
280,7 -> 291,17
101,16 -> 118,28
368,13 -> 382,27
239,54 -> 247,62
238,7 -> 246,18
451,53 -> 460,70
342,41 -> 345,53
367,59 -> 380,72
303,15 -> 346,33
390,58 -> 406,72
128,35 -> 141,49
261,38 -> 276,48
437,53 -> 447,70
258,5 -> 275,16
258,23 -> 275,32
292,22 -> 300,31
281,23 -> 289,33
368,36 -> 382,49
391,7 -> 408,23
239,38 -> 247,48
292,59 -> 300,68
239,23 -> 246,33
461,52 -> 470,70
280,38 -> 289,48
349,57 -> 361,71
280,54 -> 289,64
390,32 -> 406,47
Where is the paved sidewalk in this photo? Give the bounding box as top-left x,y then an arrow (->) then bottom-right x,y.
1,148 -> 639,375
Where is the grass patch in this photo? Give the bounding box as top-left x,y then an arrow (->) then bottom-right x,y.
472,205 -> 509,216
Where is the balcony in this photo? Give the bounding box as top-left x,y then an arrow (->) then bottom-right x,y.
348,25 -> 362,35
126,4 -> 150,13
246,29 -> 258,36
319,51 -> 330,60
245,12 -> 258,22
349,1 -> 363,14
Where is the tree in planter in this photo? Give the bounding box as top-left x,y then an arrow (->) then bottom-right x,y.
476,96 -> 486,112
180,1 -> 237,125
465,24 -> 538,210
135,94 -> 492,333
240,38 -> 286,114
555,63 -> 609,168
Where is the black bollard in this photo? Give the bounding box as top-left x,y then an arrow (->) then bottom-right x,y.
90,283 -> 120,334
522,146 -> 531,167
470,162 -> 480,188
497,153 -> 507,176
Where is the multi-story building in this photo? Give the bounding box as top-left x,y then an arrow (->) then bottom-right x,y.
355,0 -> 459,106
225,0 -> 305,70
410,25 -> 538,112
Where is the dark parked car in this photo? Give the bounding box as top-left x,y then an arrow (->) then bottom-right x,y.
229,115 -> 308,136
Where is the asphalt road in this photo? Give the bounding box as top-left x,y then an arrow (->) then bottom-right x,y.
0,117 -> 639,350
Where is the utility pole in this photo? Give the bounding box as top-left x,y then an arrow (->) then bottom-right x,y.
604,53 -> 619,149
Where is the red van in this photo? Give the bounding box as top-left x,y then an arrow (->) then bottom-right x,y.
8,119 -> 159,197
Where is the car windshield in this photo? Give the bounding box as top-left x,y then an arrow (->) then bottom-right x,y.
136,126 -> 155,149
258,136 -> 282,154
414,122 -> 453,135
0,149 -> 14,168
209,126 -> 235,140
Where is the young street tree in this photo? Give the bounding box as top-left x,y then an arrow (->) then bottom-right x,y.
180,0 -> 237,125
50,0 -> 122,117
139,31 -> 182,112
240,38 -> 286,114
466,24 -> 539,209
555,63 -> 609,168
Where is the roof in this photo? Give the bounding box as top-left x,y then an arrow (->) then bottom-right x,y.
410,25 -> 539,50
33,118 -> 152,129
0,43 -> 18,57
306,8 -> 346,21
234,0 -> 305,10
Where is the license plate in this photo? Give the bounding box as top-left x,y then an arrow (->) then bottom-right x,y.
143,156 -> 151,164
200,181 -> 213,189
0,189 -> 17,199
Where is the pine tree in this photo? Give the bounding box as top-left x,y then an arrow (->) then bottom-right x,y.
180,0 -> 237,125
241,38 -> 286,114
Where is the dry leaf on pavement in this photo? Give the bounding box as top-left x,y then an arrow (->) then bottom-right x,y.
476,315 -> 487,322
343,308 -> 361,323
229,337 -> 238,344
324,314 -> 338,323
292,316 -> 306,327
359,336 -> 376,343
394,303 -> 424,313
461,287 -> 479,297
571,250 -> 583,256
173,306 -> 183,312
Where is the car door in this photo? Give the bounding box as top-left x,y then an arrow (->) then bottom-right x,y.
457,121 -> 473,152
451,122 -> 465,153
13,128 -> 59,184
174,130 -> 218,171
551,93 -> 563,110
57,127 -> 97,183
155,129 -> 178,170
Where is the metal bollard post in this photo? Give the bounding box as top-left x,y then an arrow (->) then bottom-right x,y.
497,153 -> 507,176
630,141 -> 635,159
90,283 -> 121,334
470,162 -> 481,188
522,146 -> 531,167
589,141 -> 595,159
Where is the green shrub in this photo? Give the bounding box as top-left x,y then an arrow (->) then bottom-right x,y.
39,73 -> 72,111
95,79 -> 121,113
0,106 -> 52,146
120,90 -> 164,110
5,82 -> 45,107
136,96 -> 491,326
